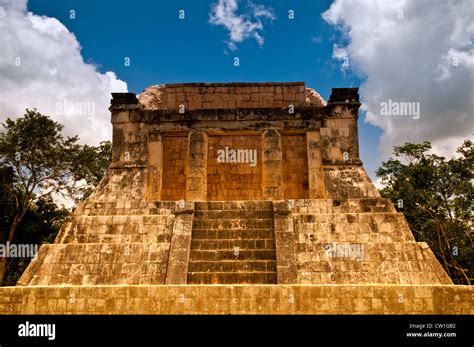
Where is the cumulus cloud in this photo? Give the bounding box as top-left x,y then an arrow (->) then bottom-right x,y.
209,0 -> 275,50
323,0 -> 473,159
0,0 -> 127,145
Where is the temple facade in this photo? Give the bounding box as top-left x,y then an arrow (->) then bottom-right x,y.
16,82 -> 452,287
106,82 -> 376,202
4,82 -> 470,315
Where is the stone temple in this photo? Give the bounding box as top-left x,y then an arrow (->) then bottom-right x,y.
1,82 -> 471,314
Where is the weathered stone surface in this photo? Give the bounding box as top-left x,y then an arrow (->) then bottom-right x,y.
105,83 -> 370,200
0,285 -> 471,314
187,201 -> 276,284
306,131 -> 325,198
6,82 -> 463,315
262,130 -> 283,200
138,82 -> 326,110
186,131 -> 208,200
305,87 -> 327,107
166,206 -> 194,284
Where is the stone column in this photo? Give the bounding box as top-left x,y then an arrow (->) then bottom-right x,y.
109,93 -> 146,169
186,130 -> 208,200
273,201 -> 298,284
325,88 -> 362,165
262,129 -> 284,200
145,133 -> 163,200
306,131 -> 326,198
165,201 -> 194,284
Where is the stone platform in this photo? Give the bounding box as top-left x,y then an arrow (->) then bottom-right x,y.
0,284 -> 472,314
16,199 -> 453,287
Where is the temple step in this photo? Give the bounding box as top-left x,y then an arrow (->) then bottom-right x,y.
187,202 -> 277,284
191,229 -> 275,240
188,260 -> 276,272
187,272 -> 277,285
190,239 -> 276,250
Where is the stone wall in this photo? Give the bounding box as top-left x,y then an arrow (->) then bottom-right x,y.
273,199 -> 453,285
0,285 -> 471,314
161,136 -> 187,200
138,82 -> 326,110
89,168 -> 148,202
281,134 -> 309,199
207,135 -> 262,200
323,166 -> 381,198
106,84 -> 370,201
17,201 -> 177,286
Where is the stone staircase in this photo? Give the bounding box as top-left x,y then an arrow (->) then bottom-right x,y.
187,201 -> 277,284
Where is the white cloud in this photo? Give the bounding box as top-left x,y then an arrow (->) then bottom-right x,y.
209,0 -> 275,50
311,36 -> 323,44
373,177 -> 386,191
323,0 -> 474,160
332,44 -> 347,60
0,0 -> 127,145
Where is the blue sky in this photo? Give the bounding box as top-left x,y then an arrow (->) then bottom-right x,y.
4,0 -> 471,182
25,0 -> 383,179
30,0 -> 348,94
28,0 -> 336,92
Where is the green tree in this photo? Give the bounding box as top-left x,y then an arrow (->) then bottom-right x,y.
71,140 -> 111,201
376,140 -> 473,284
1,196 -> 69,286
0,109 -> 112,285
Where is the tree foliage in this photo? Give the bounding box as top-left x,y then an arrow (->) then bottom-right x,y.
71,140 -> 112,201
0,109 -> 111,285
377,140 -> 473,284
1,195 -> 69,286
